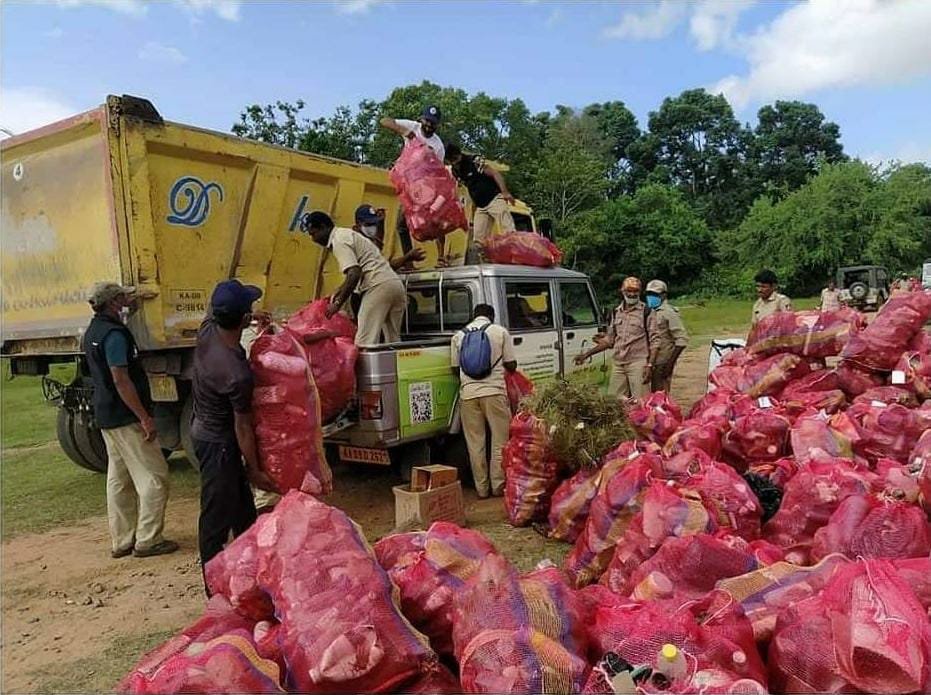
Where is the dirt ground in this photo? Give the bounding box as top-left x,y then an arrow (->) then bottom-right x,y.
0,346 -> 710,693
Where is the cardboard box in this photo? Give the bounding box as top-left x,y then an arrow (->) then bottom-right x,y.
393,481 -> 465,530
410,464 -> 459,492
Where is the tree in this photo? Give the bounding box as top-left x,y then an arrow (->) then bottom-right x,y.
863,163 -> 931,272
582,101 -> 641,194
750,100 -> 846,194
232,100 -> 308,148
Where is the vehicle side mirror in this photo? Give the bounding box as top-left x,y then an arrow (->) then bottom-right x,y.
538,218 -> 554,241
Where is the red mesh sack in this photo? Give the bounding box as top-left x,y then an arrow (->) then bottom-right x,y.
504,370 -> 534,414
599,483 -> 717,594
119,596 -> 284,694
853,385 -> 920,407
253,619 -> 285,674
624,533 -> 760,602
546,465 -> 601,543
841,291 -> 931,371
874,457 -> 922,502
689,462 -> 763,540
846,400 -> 920,465
717,555 -> 849,645
389,139 -> 468,241
778,368 -> 841,399
911,429 -> 931,517
893,557 -> 931,610
763,458 -> 876,564
285,299 -> 358,423
747,308 -> 865,359
736,353 -> 811,398
254,492 -> 435,693
811,494 -> 931,562
373,522 -> 499,657
629,391 -> 683,445
709,365 -> 743,392
371,530 -> 424,570
835,360 -> 885,398
747,457 -> 799,490
482,231 -> 563,268
403,665 -> 461,694
204,527 -> 274,622
722,410 -> 791,470
897,350 -> 931,400
250,328 -> 332,495
789,411 -> 857,464
772,559 -> 931,694
503,411 -> 561,526
564,452 -> 665,588
687,389 -> 757,426
662,419 -> 724,459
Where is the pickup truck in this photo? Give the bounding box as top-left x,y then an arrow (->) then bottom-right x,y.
325,263 -> 609,477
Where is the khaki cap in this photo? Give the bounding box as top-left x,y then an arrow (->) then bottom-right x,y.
621,276 -> 642,292
646,279 -> 668,294
89,282 -> 136,308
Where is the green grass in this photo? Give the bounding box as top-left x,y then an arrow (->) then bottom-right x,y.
678,295 -> 818,342
1,362 -> 200,539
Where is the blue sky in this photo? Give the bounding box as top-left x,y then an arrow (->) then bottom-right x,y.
2,0 -> 930,164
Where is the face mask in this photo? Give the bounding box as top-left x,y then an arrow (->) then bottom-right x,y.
360,224 -> 379,240
119,306 -> 131,323
646,295 -> 662,309
622,294 -> 639,305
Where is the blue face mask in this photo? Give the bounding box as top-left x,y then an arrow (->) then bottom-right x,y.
646,294 -> 662,309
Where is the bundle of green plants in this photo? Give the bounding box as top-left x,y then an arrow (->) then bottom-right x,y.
525,378 -> 634,469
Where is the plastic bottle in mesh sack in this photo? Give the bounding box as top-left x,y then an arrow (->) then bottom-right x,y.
896,349 -> 931,400
504,369 -> 534,414
736,353 -> 812,398
629,391 -> 683,445
482,231 -> 563,268
503,411 -> 561,527
910,428 -> 931,517
747,307 -> 865,359
722,409 -> 792,471
841,290 -> 931,371
662,419 -> 724,460
844,400 -> 921,465
546,465 -> 602,543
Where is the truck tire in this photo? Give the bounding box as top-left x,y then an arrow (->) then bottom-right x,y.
179,394 -> 200,471
56,408 -> 107,473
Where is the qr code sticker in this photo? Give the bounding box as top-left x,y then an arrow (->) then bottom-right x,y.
409,382 -> 434,424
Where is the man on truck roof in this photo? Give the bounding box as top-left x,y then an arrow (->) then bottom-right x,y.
192,280 -> 276,583
451,304 -> 517,498
379,105 -> 445,161
83,282 -> 178,560
303,210 -> 407,346
353,204 -> 425,270
445,143 -> 517,265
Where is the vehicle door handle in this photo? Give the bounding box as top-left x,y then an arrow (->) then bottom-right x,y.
566,332 -> 575,340
513,337 -> 523,345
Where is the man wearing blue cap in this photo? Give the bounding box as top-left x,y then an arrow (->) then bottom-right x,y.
380,105 -> 445,162
192,280 -> 276,575
353,204 -> 425,270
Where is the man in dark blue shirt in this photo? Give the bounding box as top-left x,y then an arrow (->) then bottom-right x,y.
192,280 -> 276,579
83,282 -> 178,559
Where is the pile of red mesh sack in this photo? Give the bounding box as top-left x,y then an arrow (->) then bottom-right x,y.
504,370 -> 534,414
249,328 -> 332,495
747,308 -> 865,358
389,139 -> 468,242
373,522 -> 499,657
503,411 -> 561,526
482,231 -> 563,268
452,555 -> 589,694
628,391 -> 682,445
840,291 -> 931,371
546,465 -> 602,543
285,299 -> 358,423
722,408 -> 792,471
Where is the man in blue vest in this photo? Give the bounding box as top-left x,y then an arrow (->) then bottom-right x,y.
83,282 -> 177,559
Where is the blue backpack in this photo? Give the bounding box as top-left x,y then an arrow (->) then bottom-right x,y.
458,323 -> 500,379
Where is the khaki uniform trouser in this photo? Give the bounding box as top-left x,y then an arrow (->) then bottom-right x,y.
252,487 -> 281,511
101,423 -> 169,553
466,195 -> 516,264
611,359 -> 648,401
356,279 -> 406,347
651,360 -> 676,394
460,393 -> 511,497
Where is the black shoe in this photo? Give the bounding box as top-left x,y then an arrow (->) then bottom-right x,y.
133,540 -> 180,558
111,546 -> 133,559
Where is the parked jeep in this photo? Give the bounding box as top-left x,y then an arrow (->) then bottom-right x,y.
837,265 -> 890,311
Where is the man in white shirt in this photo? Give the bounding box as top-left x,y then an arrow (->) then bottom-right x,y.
820,278 -> 841,312
303,211 -> 406,346
450,304 -> 517,498
380,105 -> 445,162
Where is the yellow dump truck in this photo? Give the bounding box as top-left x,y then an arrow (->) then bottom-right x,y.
1,95 -> 541,472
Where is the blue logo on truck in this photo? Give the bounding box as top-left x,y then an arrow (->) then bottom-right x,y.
166,176 -> 224,227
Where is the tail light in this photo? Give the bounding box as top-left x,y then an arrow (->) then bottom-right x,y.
359,390 -> 383,420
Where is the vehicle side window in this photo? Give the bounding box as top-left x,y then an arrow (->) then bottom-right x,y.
504,281 -> 554,331
559,282 -> 598,327
443,285 -> 473,331
406,283 -> 441,333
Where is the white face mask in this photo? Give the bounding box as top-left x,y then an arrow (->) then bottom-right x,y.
622,294 -> 639,305
360,224 -> 379,240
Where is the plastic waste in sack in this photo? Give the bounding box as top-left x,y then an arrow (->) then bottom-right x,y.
482,231 -> 563,268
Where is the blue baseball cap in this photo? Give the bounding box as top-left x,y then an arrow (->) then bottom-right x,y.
421,105 -> 441,125
210,280 -> 262,315
354,204 -> 380,225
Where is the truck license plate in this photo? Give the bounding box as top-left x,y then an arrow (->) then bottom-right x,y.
339,446 -> 391,466
147,374 -> 178,402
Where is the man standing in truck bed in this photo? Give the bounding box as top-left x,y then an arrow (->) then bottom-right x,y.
380,105 -> 445,161
303,210 -> 407,346
83,282 -> 178,559
445,143 -> 516,265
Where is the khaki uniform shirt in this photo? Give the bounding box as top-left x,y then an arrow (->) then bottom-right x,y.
752,292 -> 792,326
820,288 -> 841,311
327,227 -> 397,294
648,301 -> 689,366
606,302 -> 650,364
450,317 -> 516,400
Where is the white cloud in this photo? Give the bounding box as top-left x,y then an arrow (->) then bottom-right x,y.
862,141 -> 931,167
603,1 -> 687,40
711,0 -> 931,109
54,0 -> 147,16
50,0 -> 241,20
175,0 -> 240,21
689,0 -> 754,51
138,41 -> 188,65
334,0 -> 384,15
0,87 -> 78,136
